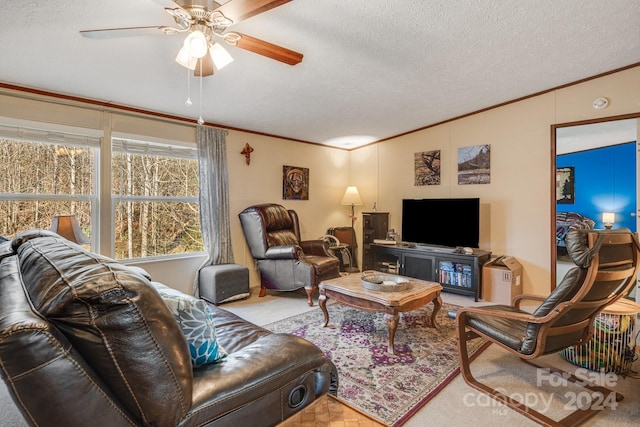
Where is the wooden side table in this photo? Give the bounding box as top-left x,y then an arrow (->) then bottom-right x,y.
277,393 -> 384,426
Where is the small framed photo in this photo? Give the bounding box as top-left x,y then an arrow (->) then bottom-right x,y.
556,166 -> 575,204
283,165 -> 309,200
414,150 -> 441,185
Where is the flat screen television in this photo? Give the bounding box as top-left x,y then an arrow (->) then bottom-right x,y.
401,198 -> 480,248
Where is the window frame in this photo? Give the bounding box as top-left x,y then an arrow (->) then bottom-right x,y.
110,135 -> 202,260
0,118 -> 203,261
0,120 -> 100,243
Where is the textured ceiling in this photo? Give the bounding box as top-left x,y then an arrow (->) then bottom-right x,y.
0,0 -> 639,148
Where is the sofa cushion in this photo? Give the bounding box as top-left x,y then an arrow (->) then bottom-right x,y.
154,283 -> 227,367
12,230 -> 193,427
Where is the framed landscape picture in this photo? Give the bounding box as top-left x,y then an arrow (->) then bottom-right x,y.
458,144 -> 490,184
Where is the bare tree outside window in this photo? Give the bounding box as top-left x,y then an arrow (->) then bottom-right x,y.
111,139 -> 203,259
0,132 -> 203,260
0,138 -> 94,238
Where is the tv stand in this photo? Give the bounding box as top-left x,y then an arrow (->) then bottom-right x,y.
414,244 -> 455,253
367,243 -> 491,301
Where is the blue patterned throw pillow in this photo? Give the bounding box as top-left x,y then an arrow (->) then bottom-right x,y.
155,284 -> 227,367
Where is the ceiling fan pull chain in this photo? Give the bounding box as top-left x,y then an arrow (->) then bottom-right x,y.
197,61 -> 204,125
185,67 -> 193,107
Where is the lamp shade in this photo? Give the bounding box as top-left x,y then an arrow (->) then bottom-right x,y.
341,186 -> 363,206
50,215 -> 90,245
602,212 -> 615,224
209,42 -> 234,70
175,46 -> 197,70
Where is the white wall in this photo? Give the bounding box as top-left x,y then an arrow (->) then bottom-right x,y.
226,131 -> 350,288
350,66 -> 640,296
0,88 -> 350,292
1,65 -> 639,297
127,254 -> 206,295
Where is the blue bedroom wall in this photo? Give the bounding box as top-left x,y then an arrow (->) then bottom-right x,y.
557,142 -> 636,231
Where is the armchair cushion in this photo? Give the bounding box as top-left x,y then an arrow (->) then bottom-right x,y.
155,283 -> 227,367
465,305 -> 529,351
300,239 -> 333,256
522,267 -> 587,354
269,229 -> 299,246
305,254 -> 344,276
265,245 -> 303,259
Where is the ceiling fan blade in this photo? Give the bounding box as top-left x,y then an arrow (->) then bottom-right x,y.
79,26 -> 165,39
233,32 -> 302,65
194,53 -> 214,77
216,0 -> 292,24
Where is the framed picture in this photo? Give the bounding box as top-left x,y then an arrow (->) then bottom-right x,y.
414,150 -> 441,185
283,165 -> 309,200
458,144 -> 490,184
556,166 -> 575,204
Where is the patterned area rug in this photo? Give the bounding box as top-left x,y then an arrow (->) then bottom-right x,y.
264,302 -> 489,426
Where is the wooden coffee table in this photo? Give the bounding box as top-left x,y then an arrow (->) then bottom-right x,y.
318,273 -> 443,354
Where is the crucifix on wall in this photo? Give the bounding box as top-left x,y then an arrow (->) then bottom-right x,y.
241,143 -> 254,165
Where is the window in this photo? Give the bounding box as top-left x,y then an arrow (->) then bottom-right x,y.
0,123 -> 200,260
111,138 -> 202,259
0,124 -> 97,240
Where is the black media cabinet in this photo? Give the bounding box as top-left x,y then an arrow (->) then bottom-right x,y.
367,244 -> 491,301
361,212 -> 389,271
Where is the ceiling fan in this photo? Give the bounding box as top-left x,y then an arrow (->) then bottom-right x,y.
80,0 -> 303,77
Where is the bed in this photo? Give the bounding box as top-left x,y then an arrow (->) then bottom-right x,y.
556,212 -> 595,255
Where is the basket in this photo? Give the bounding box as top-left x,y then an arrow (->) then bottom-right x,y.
560,299 -> 640,373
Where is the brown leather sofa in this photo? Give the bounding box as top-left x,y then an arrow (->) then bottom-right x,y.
239,203 -> 341,306
0,230 -> 337,427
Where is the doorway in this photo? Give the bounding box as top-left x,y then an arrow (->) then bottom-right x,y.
553,116 -> 639,301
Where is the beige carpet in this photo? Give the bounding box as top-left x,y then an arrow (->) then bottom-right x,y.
263,301 -> 489,426
226,288 -> 640,427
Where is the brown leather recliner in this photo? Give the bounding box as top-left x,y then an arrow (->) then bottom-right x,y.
0,230 -> 338,427
239,204 -> 341,306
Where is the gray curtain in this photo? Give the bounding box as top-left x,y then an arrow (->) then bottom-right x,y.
193,126 -> 234,296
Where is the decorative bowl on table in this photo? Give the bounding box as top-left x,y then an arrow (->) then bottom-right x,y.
360,272 -> 410,292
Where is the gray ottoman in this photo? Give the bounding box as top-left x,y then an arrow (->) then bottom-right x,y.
199,264 -> 250,305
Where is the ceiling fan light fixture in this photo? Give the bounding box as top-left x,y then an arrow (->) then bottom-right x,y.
175,46 -> 197,70
183,30 -> 208,58
210,42 -> 234,70
194,51 -> 215,77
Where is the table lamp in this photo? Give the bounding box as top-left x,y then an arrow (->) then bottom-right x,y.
341,186 -> 363,230
341,186 -> 363,273
602,212 -> 615,229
